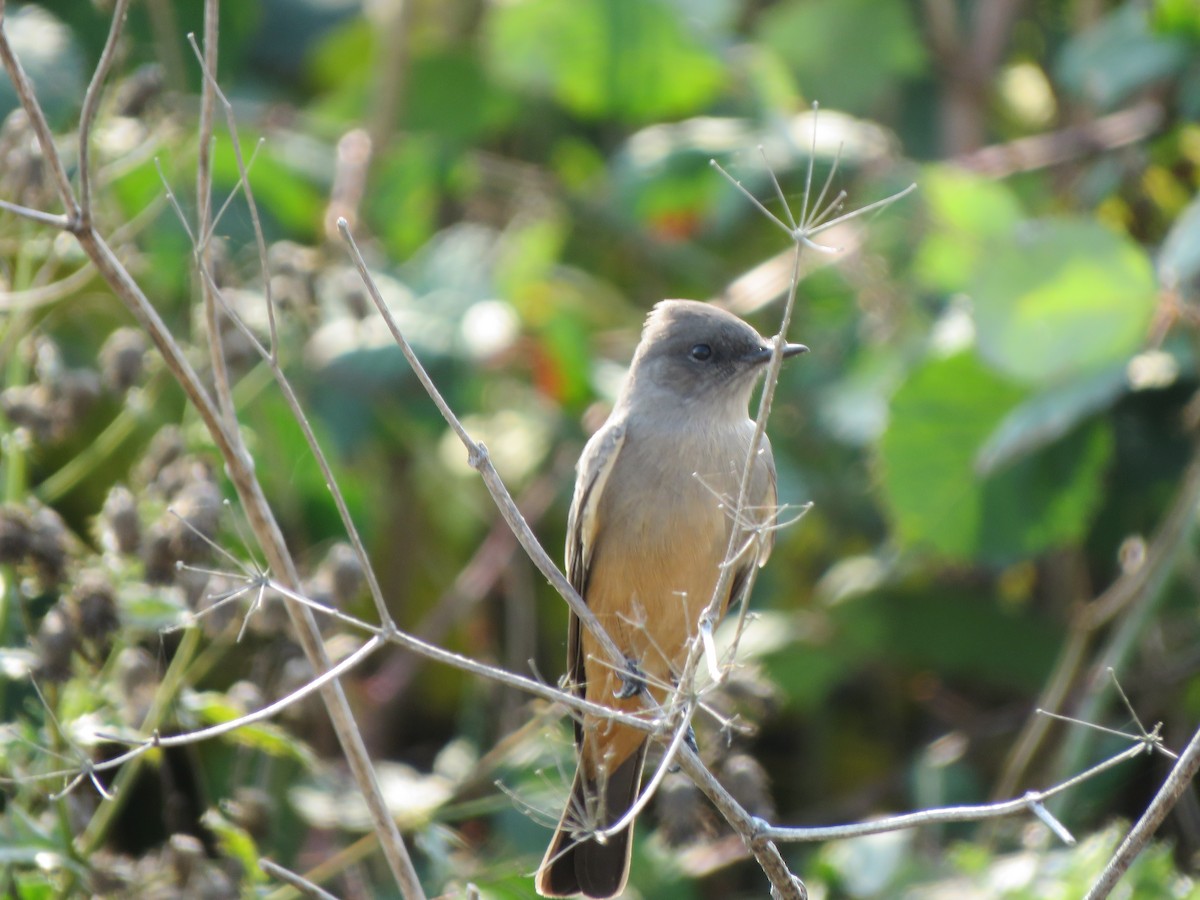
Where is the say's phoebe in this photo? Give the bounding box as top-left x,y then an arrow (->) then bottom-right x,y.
536,300 -> 807,898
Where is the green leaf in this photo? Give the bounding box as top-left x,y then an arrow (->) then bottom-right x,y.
200,809 -> 265,884
880,353 -> 1024,559
485,0 -> 725,122
756,0 -> 926,114
975,362 -> 1128,475
1159,191 -> 1200,287
971,217 -> 1157,385
367,138 -> 444,259
979,419 -> 1113,560
1154,0 -> 1200,39
211,137 -> 325,242
880,352 -> 1113,561
914,166 -> 1024,293
1057,2 -> 1191,110
404,50 -> 519,143
183,691 -> 317,767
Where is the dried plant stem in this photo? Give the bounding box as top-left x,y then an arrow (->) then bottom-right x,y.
0,10 -> 425,898
1085,724 -> 1200,899
995,441 -> 1200,801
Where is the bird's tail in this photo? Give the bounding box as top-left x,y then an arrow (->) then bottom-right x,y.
535,743 -> 648,899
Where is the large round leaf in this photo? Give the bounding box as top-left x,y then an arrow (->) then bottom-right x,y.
971,218 -> 1157,385
485,0 -> 724,123
880,352 -> 1112,562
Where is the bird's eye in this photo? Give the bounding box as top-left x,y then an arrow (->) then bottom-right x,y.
690,343 -> 713,361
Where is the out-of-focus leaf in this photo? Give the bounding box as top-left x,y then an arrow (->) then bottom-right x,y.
183,691 -> 317,767
0,6 -> 84,127
120,587 -> 188,631
200,809 -> 264,884
881,588 -> 1062,690
880,353 -> 1023,560
1057,2 -> 1191,110
981,418 -> 1111,560
485,0 -> 724,122
975,362 -> 1128,475
367,137 -> 442,259
914,166 -> 1024,293
404,50 -> 519,143
211,138 -> 326,242
971,218 -> 1157,385
306,14 -> 371,96
1155,0 -> 1200,39
249,0 -> 357,80
820,830 -> 912,897
756,0 -> 925,114
881,352 -> 1113,561
1159,191 -> 1200,288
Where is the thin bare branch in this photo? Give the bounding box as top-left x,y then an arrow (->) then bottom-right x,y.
1085,723 -> 1200,899
761,742 -> 1148,843
0,197 -> 70,229
337,218 -> 626,670
77,0 -> 132,222
260,858 -> 340,900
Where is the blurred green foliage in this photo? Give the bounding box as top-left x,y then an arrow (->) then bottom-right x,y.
2,0 -> 1200,897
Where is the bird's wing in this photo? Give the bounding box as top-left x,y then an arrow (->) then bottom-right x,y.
565,417 -> 627,699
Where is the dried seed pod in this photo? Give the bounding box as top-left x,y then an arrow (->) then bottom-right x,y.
142,520 -> 177,584
0,504 -> 32,565
70,570 -> 120,655
134,426 -> 185,490
115,646 -> 159,725
99,484 -> 141,555
656,772 -> 709,847
113,63 -> 164,118
28,505 -> 69,587
56,368 -> 101,432
319,541 -> 364,608
1,383 -> 56,441
718,753 -> 775,823
35,603 -> 76,682
168,480 -> 222,564
99,328 -> 148,394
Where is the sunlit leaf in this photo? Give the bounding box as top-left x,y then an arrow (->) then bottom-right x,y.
485,0 -> 724,122
971,218 -> 1157,385
404,50 -> 519,143
880,352 -> 1113,561
183,691 -> 317,767
756,0 -> 925,114
880,353 -> 1023,559
914,166 -> 1024,294
201,809 -> 264,884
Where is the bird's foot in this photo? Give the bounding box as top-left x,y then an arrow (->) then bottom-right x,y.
614,657 -> 646,699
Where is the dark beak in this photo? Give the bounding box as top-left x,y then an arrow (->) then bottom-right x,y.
781,342 -> 809,358
747,341 -> 809,365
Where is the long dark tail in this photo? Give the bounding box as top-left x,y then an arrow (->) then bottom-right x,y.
535,744 -> 648,898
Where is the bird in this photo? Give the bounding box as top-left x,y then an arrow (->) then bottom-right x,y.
535,299 -> 807,898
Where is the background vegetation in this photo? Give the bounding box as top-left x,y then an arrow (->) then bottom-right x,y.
2,0 -> 1200,897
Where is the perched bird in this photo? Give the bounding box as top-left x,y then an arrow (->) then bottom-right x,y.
536,300 -> 807,898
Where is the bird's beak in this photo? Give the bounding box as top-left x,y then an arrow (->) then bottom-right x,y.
747,341 -> 809,364
781,342 -> 809,358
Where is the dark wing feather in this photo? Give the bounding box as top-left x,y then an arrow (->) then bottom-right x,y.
564,419 -> 628,716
